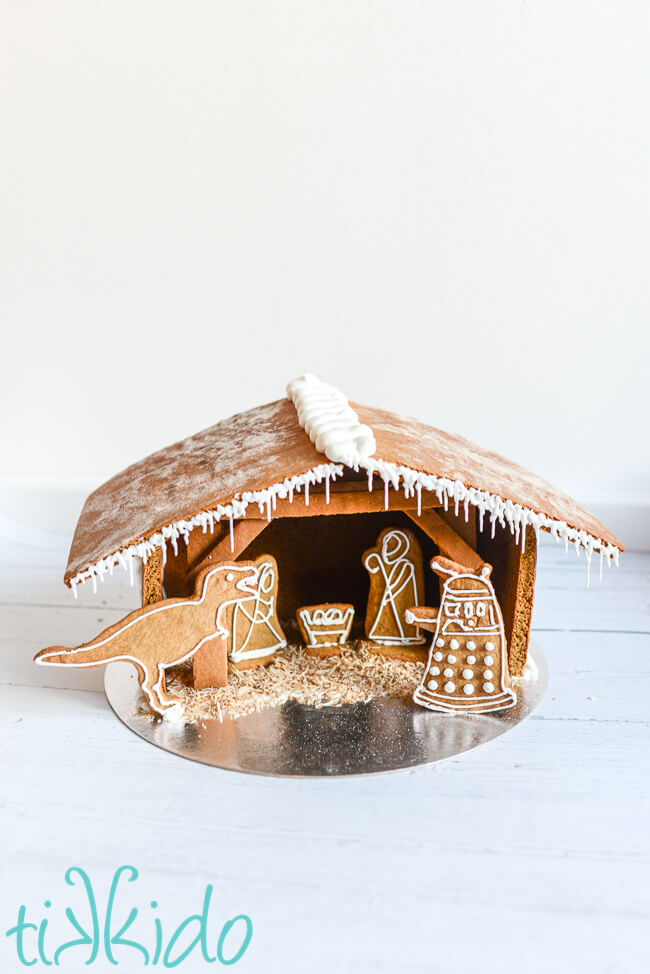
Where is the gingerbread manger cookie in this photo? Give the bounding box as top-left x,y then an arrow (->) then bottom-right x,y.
297,603 -> 355,657
40,372 -> 622,725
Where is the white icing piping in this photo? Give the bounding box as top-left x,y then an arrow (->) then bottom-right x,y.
68,463 -> 343,595
363,458 -> 620,586
286,373 -> 376,467
68,455 -> 620,594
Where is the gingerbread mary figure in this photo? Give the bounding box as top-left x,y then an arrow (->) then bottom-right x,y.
363,528 -> 425,646
226,555 -> 287,668
407,557 -> 517,714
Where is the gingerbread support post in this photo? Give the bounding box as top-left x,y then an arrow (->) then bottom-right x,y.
190,519 -> 270,689
192,634 -> 229,690
142,548 -> 163,605
507,527 -> 537,676
407,510 -> 483,572
185,519 -> 268,588
483,524 -> 537,677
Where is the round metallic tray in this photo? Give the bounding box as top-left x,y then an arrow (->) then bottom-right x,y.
104,642 -> 547,777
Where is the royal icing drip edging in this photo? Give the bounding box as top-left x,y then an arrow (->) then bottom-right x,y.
362,457 -> 620,578
69,454 -> 620,593
68,463 -> 344,594
67,376 -> 621,592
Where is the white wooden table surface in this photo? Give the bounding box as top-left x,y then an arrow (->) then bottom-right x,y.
1,526 -> 648,973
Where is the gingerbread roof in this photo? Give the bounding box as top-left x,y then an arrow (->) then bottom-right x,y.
65,377 -> 623,590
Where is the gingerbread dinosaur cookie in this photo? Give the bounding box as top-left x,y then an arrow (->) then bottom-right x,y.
408,556 -> 517,714
35,562 -> 259,715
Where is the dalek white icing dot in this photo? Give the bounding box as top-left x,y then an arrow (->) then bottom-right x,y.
407,557 -> 517,714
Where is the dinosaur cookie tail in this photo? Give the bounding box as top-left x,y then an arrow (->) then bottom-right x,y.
34,646 -> 69,666
34,645 -> 110,667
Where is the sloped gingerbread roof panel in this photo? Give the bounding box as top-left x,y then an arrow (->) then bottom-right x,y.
357,403 -> 618,549
65,395 -> 623,587
66,399 -> 329,583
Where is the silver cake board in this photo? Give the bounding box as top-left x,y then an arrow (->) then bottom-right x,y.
104,642 -> 547,778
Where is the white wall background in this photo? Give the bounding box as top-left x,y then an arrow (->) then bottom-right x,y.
1,2 -> 649,543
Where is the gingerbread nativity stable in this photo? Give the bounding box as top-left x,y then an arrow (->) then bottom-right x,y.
59,374 -> 623,714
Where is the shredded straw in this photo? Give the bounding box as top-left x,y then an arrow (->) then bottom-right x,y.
164,643 -> 425,722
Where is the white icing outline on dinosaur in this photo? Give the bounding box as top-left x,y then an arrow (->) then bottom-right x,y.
37,564 -> 257,716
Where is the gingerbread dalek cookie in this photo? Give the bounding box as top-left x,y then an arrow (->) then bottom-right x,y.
408,557 -> 516,714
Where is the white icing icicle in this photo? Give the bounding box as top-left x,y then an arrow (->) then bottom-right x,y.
68,462 -> 344,590
68,378 -> 621,592
286,373 -> 376,467
362,458 -> 620,579
69,453 -> 620,592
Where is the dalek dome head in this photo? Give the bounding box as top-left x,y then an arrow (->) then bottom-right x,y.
443,572 -> 492,595
435,562 -> 502,634
431,558 -> 492,585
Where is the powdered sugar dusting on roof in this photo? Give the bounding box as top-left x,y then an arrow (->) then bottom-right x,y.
64,388 -> 623,591
286,374 -> 376,468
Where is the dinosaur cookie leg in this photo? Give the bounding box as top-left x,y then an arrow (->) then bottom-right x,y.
138,664 -> 181,715
151,664 -> 185,712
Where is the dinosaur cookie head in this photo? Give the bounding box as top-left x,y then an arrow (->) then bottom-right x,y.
200,560 -> 258,606
199,561 -> 260,631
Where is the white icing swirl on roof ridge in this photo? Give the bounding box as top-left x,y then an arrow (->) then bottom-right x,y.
286,374 -> 376,468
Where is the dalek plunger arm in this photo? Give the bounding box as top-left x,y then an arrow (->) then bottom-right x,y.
404,605 -> 439,630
